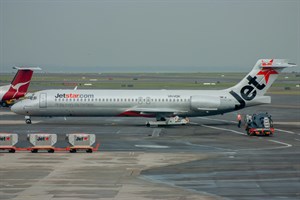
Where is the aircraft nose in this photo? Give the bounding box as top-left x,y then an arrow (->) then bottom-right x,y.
11,102 -> 24,114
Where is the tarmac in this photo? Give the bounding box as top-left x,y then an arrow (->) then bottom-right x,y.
0,94 -> 299,200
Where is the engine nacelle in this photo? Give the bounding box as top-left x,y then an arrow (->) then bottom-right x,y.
190,95 -> 220,111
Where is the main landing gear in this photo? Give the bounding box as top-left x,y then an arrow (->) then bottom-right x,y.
25,116 -> 31,124
146,116 -> 189,127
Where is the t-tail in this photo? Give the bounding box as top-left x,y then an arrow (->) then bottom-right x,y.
226,59 -> 296,110
1,67 -> 41,100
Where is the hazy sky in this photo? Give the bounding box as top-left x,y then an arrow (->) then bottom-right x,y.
0,0 -> 299,73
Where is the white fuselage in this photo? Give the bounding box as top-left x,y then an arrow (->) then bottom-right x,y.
10,59 -> 296,120
10,88 -> 267,118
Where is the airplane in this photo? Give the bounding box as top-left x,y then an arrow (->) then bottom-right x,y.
0,67 -> 41,107
11,59 -> 296,125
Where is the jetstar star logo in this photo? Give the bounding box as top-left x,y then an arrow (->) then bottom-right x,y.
37,136 -> 49,141
256,68 -> 278,84
0,136 -> 10,141
261,59 -> 273,67
75,135 -> 89,141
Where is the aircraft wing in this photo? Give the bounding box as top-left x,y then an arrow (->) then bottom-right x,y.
131,107 -> 188,114
119,107 -> 188,117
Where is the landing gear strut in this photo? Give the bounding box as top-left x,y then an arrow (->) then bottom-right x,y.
25,116 -> 31,124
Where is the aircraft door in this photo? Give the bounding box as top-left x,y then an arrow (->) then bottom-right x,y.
39,93 -> 47,108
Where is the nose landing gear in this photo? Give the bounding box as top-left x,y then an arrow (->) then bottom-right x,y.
25,116 -> 31,124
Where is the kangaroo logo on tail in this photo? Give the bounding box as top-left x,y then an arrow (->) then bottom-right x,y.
1,67 -> 41,101
10,81 -> 31,98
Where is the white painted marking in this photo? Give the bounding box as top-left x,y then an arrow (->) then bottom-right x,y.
135,145 -> 169,149
0,120 -> 41,125
194,121 -> 293,151
183,141 -> 234,151
152,129 -> 161,137
201,124 -> 246,135
116,130 -> 121,134
197,117 -> 298,137
275,128 -> 295,134
268,140 -> 292,148
198,117 -> 237,124
0,111 -> 17,115
295,139 -> 300,142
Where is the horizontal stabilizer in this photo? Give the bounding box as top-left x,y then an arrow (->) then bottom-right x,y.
256,59 -> 296,68
13,66 -> 42,71
247,96 -> 271,107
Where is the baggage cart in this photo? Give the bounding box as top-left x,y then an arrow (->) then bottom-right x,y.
27,133 -> 57,153
0,133 -> 18,153
66,133 -> 96,153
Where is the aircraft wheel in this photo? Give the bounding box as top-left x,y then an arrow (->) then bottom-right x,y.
70,149 -> 77,153
48,149 -> 55,153
31,149 -> 38,153
26,119 -> 31,124
86,149 -> 93,153
146,122 -> 150,127
9,149 -> 16,153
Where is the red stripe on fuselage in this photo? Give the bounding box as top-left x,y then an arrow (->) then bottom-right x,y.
118,111 -> 155,117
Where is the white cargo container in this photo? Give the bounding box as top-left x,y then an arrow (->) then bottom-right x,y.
27,133 -> 57,153
0,133 -> 18,153
66,133 -> 96,153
